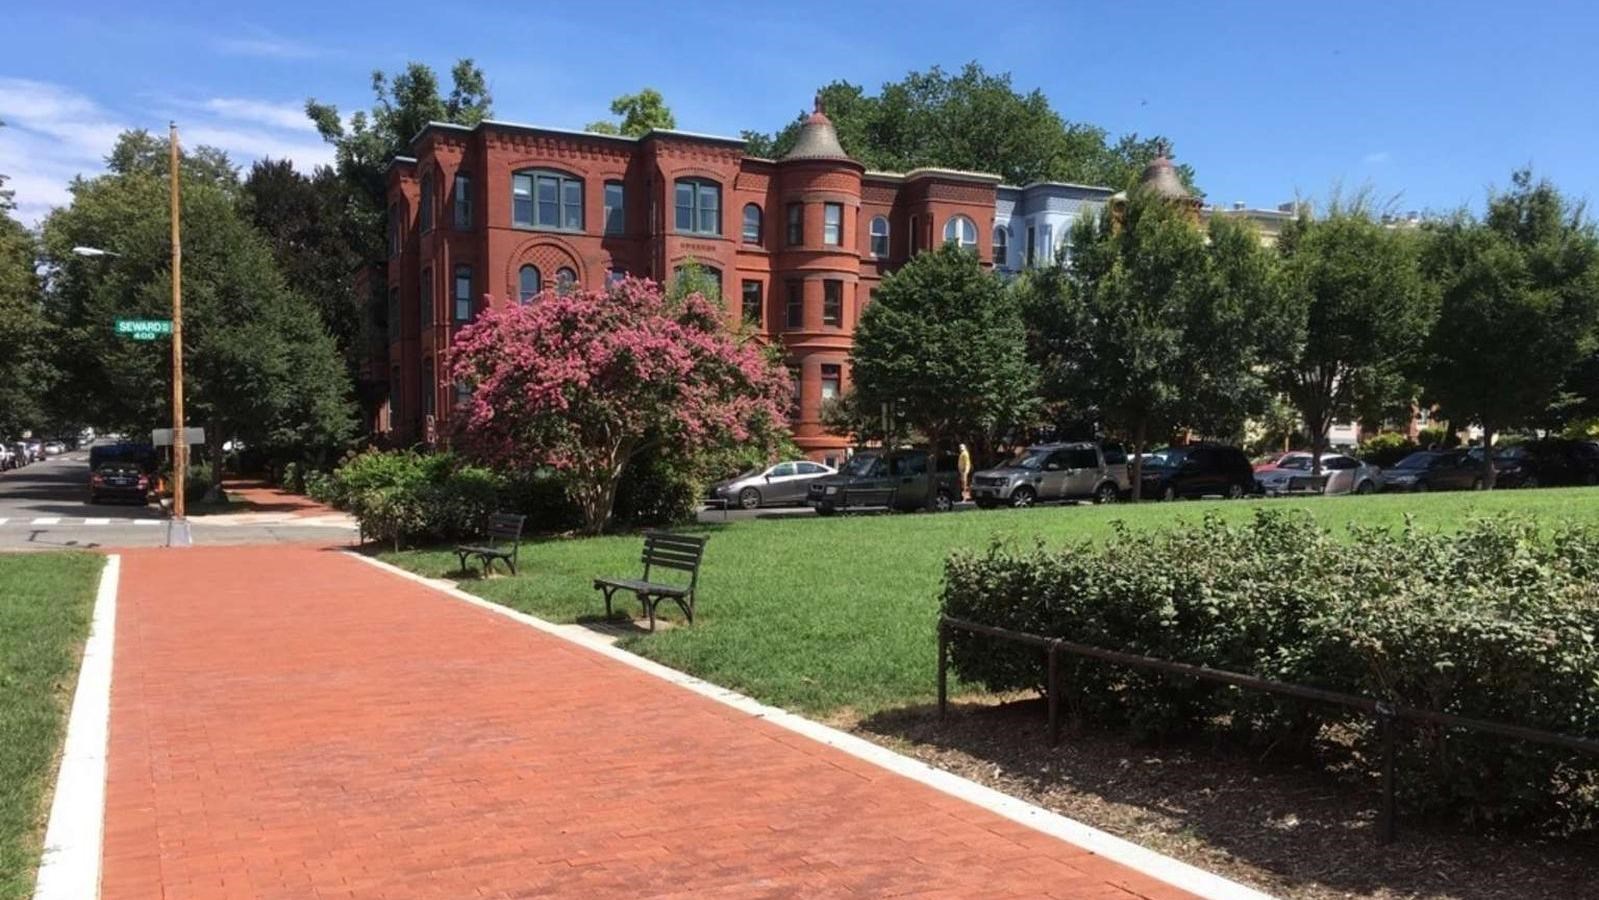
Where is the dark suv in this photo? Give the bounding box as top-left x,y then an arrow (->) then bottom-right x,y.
1139,444 -> 1255,500
807,448 -> 960,514
1492,439 -> 1599,488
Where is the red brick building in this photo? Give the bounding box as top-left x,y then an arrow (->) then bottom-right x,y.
379,99 -> 999,462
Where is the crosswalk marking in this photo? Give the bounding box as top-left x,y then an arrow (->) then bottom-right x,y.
84,518 -> 111,526
33,517 -> 60,525
133,520 -> 161,527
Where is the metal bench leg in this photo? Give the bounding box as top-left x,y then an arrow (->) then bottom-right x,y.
456,550 -> 471,574
599,585 -> 619,619
644,593 -> 657,632
673,595 -> 694,625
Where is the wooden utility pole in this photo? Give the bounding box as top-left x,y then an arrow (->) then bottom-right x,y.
169,122 -> 187,524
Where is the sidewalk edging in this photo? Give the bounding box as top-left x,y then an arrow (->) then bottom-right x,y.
350,551 -> 1275,900
33,553 -> 119,900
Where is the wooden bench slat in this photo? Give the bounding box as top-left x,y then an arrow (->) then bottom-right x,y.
596,531 -> 707,631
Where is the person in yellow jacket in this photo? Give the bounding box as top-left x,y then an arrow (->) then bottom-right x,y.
958,443 -> 973,500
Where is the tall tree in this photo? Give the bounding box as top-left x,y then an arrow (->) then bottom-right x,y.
744,64 -> 1195,190
0,120 -> 56,437
1420,171 -> 1599,486
1270,205 -> 1434,476
306,59 -> 492,257
849,243 -> 1038,502
40,131 -> 355,480
586,88 -> 676,137
1042,191 -> 1212,498
242,159 -> 368,385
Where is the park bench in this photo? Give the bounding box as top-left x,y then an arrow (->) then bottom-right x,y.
592,531 -> 708,631
454,513 -> 526,576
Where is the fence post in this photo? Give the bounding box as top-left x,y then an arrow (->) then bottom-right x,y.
936,618 -> 948,718
1377,703 -> 1396,844
1047,640 -> 1062,747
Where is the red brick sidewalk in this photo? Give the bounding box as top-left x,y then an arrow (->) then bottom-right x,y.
102,545 -> 1198,899
221,478 -> 338,517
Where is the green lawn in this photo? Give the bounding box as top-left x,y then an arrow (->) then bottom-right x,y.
381,488 -> 1599,716
0,552 -> 103,900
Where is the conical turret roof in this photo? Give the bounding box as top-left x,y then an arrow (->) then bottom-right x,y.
780,93 -> 852,162
1138,142 -> 1190,201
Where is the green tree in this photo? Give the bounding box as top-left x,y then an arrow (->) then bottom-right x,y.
585,88 -> 676,137
849,244 -> 1037,505
40,131 -> 355,482
1420,171 -> 1599,487
745,64 -> 1195,190
0,123 -> 56,437
1270,205 -> 1434,477
242,159 -> 369,391
306,59 -> 492,257
1044,192 -> 1212,498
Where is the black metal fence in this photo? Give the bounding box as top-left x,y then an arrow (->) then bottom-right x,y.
936,614 -> 1599,843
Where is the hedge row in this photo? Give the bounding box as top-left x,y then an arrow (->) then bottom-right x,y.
941,509 -> 1599,831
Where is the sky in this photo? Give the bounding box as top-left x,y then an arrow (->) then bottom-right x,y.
3,0 -> 1596,225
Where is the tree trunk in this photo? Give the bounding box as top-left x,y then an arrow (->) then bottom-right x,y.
1481,425 -> 1497,490
1130,419 -> 1147,502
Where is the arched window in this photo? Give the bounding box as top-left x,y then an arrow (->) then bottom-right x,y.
554,267 -> 577,294
943,215 -> 977,249
742,204 -> 763,243
992,226 -> 1009,266
512,170 -> 583,230
869,216 -> 889,257
674,178 -> 721,235
518,265 -> 541,304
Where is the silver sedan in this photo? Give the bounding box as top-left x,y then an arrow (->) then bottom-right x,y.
1255,452 -> 1381,496
709,460 -> 837,509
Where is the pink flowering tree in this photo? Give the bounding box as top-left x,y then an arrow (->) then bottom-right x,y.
450,277 -> 792,534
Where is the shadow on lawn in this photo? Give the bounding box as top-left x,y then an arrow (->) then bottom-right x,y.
855,698 -> 1599,900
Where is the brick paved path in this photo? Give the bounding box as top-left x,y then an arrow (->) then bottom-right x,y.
102,545 -> 1196,899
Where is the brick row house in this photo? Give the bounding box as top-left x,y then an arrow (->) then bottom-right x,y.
379,99 -> 998,462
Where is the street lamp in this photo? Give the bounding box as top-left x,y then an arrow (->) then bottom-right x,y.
71,246 -> 122,258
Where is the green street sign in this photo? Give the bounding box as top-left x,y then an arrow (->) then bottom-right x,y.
115,319 -> 172,341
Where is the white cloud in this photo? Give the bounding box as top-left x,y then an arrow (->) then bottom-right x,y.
200,97 -> 316,133
1363,151 -> 1392,165
210,28 -> 319,60
0,78 -> 334,226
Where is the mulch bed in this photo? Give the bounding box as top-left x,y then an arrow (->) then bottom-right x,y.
842,695 -> 1599,899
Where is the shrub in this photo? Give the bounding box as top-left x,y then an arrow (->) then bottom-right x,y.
303,469 -> 336,505
1356,431 -> 1417,468
332,449 -> 503,548
942,509 -> 1599,831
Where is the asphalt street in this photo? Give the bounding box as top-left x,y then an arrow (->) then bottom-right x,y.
0,450 -> 359,550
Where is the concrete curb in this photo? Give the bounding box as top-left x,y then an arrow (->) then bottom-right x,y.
349,551 -> 1276,900
33,553 -> 120,900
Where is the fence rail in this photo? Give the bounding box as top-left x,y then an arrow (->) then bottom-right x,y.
936,614 -> 1599,843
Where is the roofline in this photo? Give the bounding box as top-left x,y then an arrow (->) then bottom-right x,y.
999,180 -> 1116,194
385,155 -> 417,174
865,167 -> 1002,185
404,118 -> 746,154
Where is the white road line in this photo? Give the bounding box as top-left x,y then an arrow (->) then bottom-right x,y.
32,517 -> 61,525
0,518 -> 7,525
33,554 -> 118,900
83,518 -> 111,526
132,520 -> 160,527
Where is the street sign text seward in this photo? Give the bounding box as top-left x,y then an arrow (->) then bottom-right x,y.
115,319 -> 173,341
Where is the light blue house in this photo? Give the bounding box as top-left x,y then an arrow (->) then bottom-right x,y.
992,182 -> 1117,274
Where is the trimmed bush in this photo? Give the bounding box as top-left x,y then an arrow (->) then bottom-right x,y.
942,509 -> 1599,831
1356,431 -> 1417,468
332,449 -> 503,549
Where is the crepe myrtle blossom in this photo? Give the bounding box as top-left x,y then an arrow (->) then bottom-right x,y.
449,276 -> 792,533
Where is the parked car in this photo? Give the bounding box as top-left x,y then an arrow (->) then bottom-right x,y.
89,461 -> 151,505
1378,450 -> 1483,492
971,442 -> 1124,508
806,448 -> 959,514
0,443 -> 14,470
10,442 -> 29,466
24,439 -> 43,462
709,460 -> 837,509
1252,451 -> 1296,473
1139,444 -> 1256,500
88,441 -> 157,474
1490,439 -> 1599,488
1255,452 -> 1381,496
43,440 -> 66,456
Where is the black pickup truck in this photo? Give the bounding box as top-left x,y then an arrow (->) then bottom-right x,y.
805,448 -> 960,514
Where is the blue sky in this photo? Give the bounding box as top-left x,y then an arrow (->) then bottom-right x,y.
3,0 -> 1594,224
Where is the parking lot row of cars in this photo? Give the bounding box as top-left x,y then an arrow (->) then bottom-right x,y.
0,437 -> 70,470
708,436 -> 1599,512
